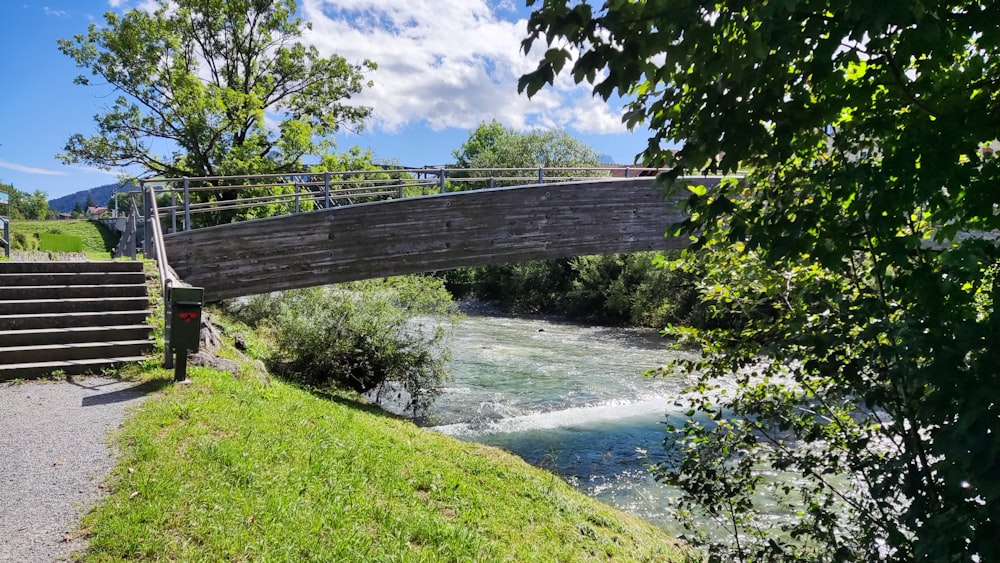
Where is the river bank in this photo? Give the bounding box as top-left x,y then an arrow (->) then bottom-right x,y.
61,310 -> 694,561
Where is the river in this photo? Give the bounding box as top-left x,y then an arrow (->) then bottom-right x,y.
417,312 -> 700,534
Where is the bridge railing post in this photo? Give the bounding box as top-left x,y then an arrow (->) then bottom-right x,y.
170,191 -> 177,233
141,180 -> 151,257
538,168 -> 544,184
183,177 -> 191,231
439,169 -> 446,193
324,172 -> 331,208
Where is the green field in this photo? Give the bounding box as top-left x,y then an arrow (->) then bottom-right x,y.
8,220 -> 118,258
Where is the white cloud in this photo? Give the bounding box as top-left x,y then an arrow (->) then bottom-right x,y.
107,0 -> 126,7
0,160 -> 68,176
43,6 -> 69,17
301,0 -> 626,136
70,165 -> 121,176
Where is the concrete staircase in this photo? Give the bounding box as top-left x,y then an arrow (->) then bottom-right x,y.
0,261 -> 155,380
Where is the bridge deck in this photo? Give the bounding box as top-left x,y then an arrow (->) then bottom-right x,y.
165,178 -> 705,301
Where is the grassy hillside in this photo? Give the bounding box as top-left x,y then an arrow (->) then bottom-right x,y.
9,220 -> 117,257
81,362 -> 693,561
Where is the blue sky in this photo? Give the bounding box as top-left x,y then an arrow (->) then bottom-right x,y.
0,1 -> 652,200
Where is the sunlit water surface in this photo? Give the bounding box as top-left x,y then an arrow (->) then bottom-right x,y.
413,314 -> 700,533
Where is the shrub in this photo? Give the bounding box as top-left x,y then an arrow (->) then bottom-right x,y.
11,232 -> 38,251
226,276 -> 455,415
443,252 -> 711,328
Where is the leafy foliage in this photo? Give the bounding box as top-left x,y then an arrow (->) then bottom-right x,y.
445,252 -> 710,328
0,182 -> 52,220
58,0 -> 374,178
523,1 -> 1000,561
225,277 -> 455,415
450,119 -> 604,189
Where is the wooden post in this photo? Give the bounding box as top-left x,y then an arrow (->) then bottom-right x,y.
439,169 -> 446,193
538,168 -> 544,184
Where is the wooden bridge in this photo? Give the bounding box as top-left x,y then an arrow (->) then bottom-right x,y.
137,168 -> 721,301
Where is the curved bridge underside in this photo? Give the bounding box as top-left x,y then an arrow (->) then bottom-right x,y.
166,177 -> 713,301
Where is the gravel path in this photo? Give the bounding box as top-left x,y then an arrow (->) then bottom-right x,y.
0,377 -> 161,562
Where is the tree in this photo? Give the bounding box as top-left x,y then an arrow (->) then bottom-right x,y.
58,0 -> 374,179
21,190 -> 50,220
522,2 -> 999,561
453,119 -> 601,169
0,183 -> 50,221
451,119 -> 601,188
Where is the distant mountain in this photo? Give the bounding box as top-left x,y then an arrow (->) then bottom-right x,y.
48,182 -> 133,213
598,154 -> 615,164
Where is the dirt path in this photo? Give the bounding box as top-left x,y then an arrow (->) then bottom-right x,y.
0,377 -> 162,562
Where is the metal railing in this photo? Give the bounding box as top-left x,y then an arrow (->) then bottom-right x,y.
0,216 -> 8,259
141,182 -> 185,369
0,192 -> 9,258
139,165 -> 667,233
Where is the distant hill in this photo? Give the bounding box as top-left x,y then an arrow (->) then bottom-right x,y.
48,182 -> 134,213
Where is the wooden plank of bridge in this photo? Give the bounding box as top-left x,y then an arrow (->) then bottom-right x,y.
164,178 -> 707,301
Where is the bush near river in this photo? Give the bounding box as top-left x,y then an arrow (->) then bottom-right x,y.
443,251 -> 745,330
224,277 -> 456,416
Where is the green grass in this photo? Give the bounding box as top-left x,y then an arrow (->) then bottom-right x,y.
10,219 -> 118,257
79,340 -> 692,561
38,232 -> 84,252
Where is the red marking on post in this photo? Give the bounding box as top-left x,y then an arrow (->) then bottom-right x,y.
179,312 -> 198,323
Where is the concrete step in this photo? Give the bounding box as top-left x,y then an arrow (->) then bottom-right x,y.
0,261 -> 143,274
0,310 -> 151,331
0,272 -> 147,286
0,355 -> 151,380
0,284 -> 148,300
0,297 -> 149,315
0,340 -> 154,365
0,260 -> 156,380
0,325 -> 153,347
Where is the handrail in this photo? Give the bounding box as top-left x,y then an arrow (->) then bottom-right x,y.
143,180 -> 186,369
0,191 -> 9,258
0,216 -> 9,259
144,182 -> 175,296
